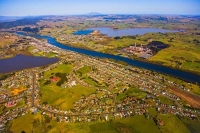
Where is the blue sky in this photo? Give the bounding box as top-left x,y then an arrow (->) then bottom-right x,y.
0,0 -> 200,16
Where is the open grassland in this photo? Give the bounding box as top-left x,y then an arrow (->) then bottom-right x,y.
157,95 -> 175,105
180,117 -> 200,133
157,114 -> 191,133
40,84 -> 96,109
105,32 -> 200,74
10,113 -> 200,133
148,108 -> 157,117
76,65 -> 107,87
144,33 -> 200,73
10,113 -> 42,133
10,114 -> 159,133
125,87 -> 147,99
117,87 -> 147,102
0,33 -> 19,48
40,64 -> 96,109
43,63 -> 73,78
76,65 -> 92,76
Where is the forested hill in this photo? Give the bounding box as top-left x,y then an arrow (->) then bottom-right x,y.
0,16 -> 44,29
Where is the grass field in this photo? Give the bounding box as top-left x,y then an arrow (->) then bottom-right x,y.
10,113 -> 43,133
75,66 -> 107,87
76,65 -> 92,77
157,95 -> 175,105
43,63 -> 73,79
0,34 -> 18,48
180,117 -> 200,133
145,33 -> 200,73
157,114 -> 191,133
10,114 -> 160,133
116,87 -> 147,102
10,112 -> 200,133
125,87 -> 147,99
147,108 -> 157,117
40,64 -> 96,109
40,84 -> 96,109
107,32 -> 200,74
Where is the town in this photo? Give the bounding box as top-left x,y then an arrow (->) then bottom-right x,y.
0,34 -> 200,131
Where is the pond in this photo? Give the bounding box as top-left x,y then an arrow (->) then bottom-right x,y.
0,54 -> 58,73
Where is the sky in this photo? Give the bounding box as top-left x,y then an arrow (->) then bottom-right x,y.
0,0 -> 200,16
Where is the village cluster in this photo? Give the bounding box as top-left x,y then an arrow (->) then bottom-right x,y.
58,31 -> 104,45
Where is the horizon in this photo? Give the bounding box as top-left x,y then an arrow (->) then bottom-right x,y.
1,13 -> 200,17
0,0 -> 200,16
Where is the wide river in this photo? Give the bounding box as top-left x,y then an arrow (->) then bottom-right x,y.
17,32 -> 200,84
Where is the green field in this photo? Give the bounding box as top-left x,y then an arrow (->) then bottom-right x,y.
40,84 -> 96,109
40,64 -> 96,109
75,66 -> 107,87
125,87 -> 147,99
157,114 -> 191,133
43,63 -> 73,78
145,33 -> 200,73
76,65 -> 92,77
157,96 -> 175,105
107,32 -> 200,74
116,87 -> 148,102
10,113 -> 42,133
10,112 -> 200,133
10,114 -> 160,133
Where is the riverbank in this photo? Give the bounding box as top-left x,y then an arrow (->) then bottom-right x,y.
54,31 -> 200,76
18,27 -> 200,77
16,31 -> 200,85
57,38 -> 200,77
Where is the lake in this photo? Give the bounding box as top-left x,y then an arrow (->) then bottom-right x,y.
17,32 -> 200,84
73,30 -> 94,35
73,27 -> 177,37
0,54 -> 58,73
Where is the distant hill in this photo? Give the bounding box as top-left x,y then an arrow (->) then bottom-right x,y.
0,16 -> 44,29
86,12 -> 104,16
0,16 -> 24,22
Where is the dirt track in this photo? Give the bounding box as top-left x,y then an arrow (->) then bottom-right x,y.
168,86 -> 200,109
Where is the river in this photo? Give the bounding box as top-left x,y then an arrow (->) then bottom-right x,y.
16,32 -> 200,84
